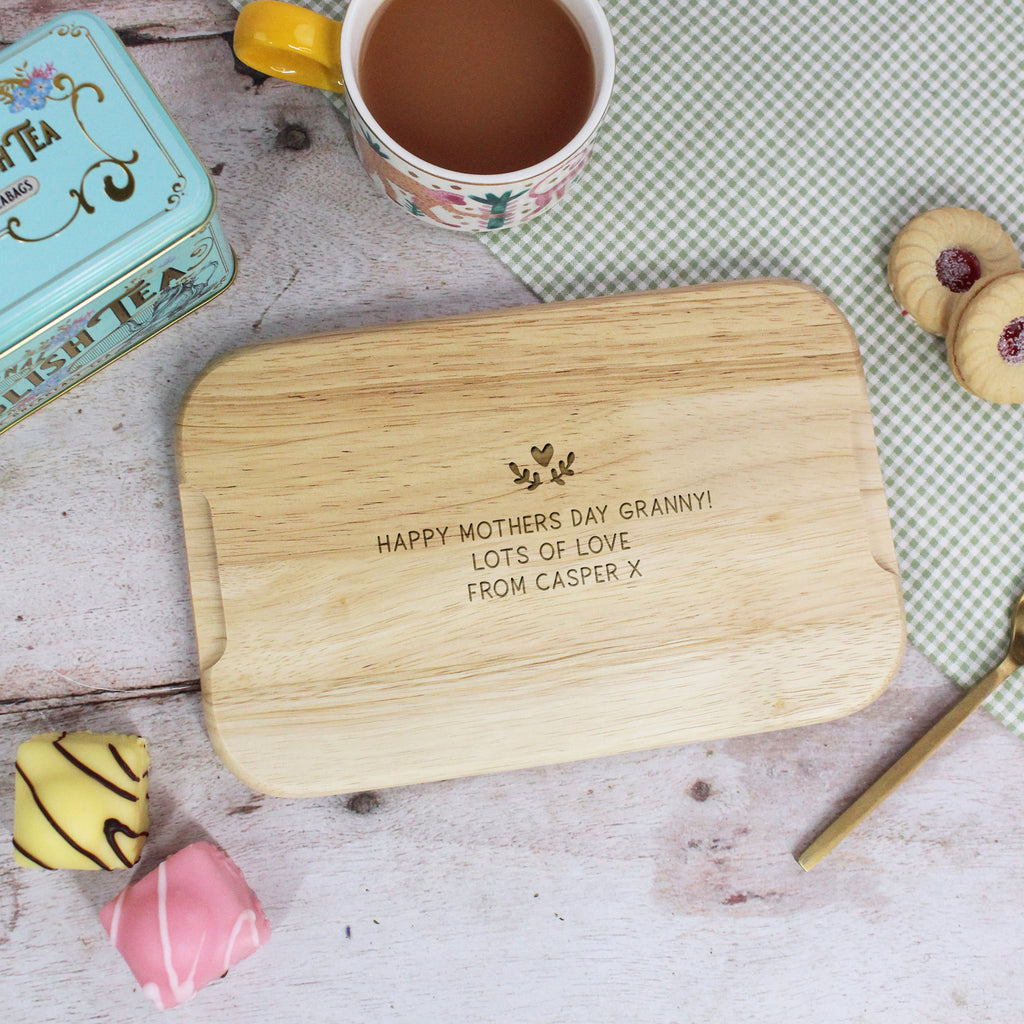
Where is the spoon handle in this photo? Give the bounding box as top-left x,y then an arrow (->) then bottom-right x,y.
797,655 -> 1021,870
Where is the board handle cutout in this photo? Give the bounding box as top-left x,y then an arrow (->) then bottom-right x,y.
177,484 -> 227,674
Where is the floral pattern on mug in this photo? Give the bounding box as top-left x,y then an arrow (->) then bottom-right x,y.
349,109 -> 596,231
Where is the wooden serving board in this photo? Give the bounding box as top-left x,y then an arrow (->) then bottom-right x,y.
175,282 -> 905,797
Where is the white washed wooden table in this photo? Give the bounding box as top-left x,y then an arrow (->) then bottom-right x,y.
3,3 -> 1024,1021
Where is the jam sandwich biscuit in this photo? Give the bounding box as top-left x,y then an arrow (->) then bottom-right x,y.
946,269 -> 1024,403
887,207 -> 1019,335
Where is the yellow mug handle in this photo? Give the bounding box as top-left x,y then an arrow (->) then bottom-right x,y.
233,0 -> 345,93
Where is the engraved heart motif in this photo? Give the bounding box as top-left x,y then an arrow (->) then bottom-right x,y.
531,443 -> 554,467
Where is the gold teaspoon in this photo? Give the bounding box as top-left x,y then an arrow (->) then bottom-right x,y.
798,589 -> 1024,870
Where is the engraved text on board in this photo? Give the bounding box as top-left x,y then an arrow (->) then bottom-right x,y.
375,492 -> 713,603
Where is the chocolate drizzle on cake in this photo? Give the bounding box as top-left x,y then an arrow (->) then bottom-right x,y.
104,818 -> 149,868
108,741 -> 142,782
53,732 -> 139,801
11,838 -> 54,870
14,732 -> 148,870
15,761 -> 110,868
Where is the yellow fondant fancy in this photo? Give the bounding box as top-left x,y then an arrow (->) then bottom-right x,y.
12,731 -> 150,870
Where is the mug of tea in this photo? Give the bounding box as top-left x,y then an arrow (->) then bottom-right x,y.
233,0 -> 615,230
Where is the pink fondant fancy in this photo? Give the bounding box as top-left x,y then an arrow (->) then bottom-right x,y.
99,841 -> 271,1009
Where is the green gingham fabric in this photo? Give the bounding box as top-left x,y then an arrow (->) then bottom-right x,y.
233,0 -> 1024,733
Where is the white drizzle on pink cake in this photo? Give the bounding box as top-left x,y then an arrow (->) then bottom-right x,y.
99,841 -> 271,1009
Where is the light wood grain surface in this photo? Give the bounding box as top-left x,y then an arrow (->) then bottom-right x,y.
176,284 -> 904,796
3,3 -> 1024,1021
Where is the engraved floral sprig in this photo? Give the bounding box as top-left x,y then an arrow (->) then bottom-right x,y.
510,444 -> 576,490
549,451 -> 575,486
508,462 -> 540,490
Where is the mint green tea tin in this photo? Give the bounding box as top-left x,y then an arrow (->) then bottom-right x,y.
0,11 -> 234,435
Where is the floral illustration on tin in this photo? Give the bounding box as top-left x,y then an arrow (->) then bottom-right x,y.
0,61 -> 57,112
0,311 -> 94,421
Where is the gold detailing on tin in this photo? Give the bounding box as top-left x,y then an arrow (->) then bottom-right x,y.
0,223 -> 236,437
3,73 -> 137,243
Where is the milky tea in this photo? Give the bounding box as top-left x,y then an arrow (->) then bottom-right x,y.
357,0 -> 596,176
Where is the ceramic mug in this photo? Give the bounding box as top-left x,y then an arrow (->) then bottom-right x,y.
233,0 -> 615,231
